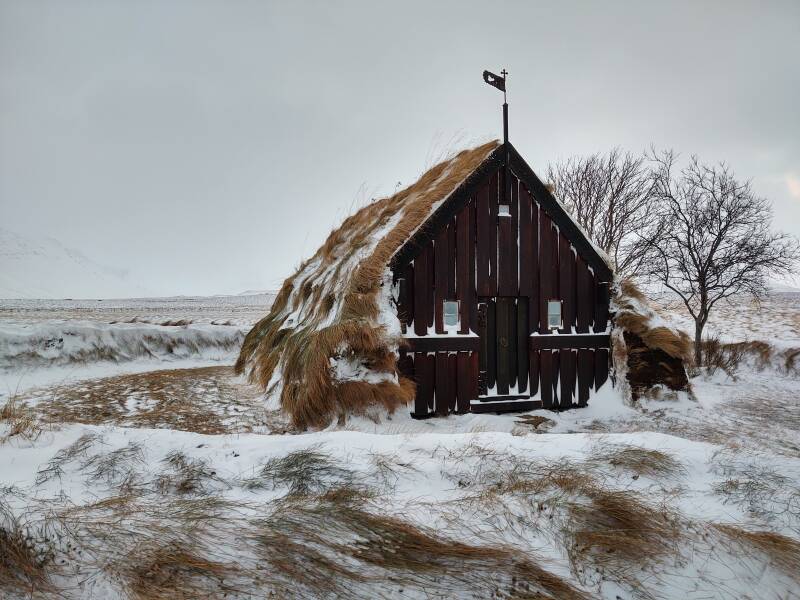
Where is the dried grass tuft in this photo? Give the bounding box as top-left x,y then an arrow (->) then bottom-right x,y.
697,337 -> 799,377
0,514 -> 54,597
123,542 -> 240,600
618,278 -> 647,303
80,441 -> 146,486
713,524 -> 800,579
515,414 -> 556,431
612,279 -> 691,402
590,443 -> 685,478
613,279 -> 691,362
711,449 -> 800,525
0,397 -> 42,443
36,432 -> 102,485
157,451 -> 226,495
562,486 -> 682,598
241,447 -> 355,495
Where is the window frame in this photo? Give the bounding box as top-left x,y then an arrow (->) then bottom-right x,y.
443,300 -> 460,328
547,299 -> 562,330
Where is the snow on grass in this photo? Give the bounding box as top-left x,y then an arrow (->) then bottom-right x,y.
0,321 -> 245,371
654,291 -> 800,348
1,292 -> 799,598
1,423 -> 798,599
10,366 -> 281,435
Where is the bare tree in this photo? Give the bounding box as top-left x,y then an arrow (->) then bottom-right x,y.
643,150 -> 800,366
547,149 -> 655,276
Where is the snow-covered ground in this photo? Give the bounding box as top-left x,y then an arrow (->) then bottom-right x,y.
653,291 -> 800,348
0,293 -> 275,326
1,293 -> 799,599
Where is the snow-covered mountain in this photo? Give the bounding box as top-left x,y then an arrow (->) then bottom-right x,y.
0,228 -> 152,299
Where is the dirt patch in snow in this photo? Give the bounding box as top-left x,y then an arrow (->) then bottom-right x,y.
12,366 -> 291,435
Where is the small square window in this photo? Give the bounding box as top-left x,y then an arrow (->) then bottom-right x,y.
547,300 -> 562,330
443,300 -> 460,327
498,204 -> 511,217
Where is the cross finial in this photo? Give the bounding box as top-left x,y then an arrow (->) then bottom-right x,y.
501,69 -> 508,77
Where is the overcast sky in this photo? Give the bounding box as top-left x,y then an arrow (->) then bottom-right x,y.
2,0 -> 799,296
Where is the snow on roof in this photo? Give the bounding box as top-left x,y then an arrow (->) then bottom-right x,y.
236,140 -> 500,429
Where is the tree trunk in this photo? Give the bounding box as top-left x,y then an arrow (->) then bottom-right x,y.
694,321 -> 704,367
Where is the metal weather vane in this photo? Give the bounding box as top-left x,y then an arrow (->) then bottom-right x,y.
483,68 -> 509,144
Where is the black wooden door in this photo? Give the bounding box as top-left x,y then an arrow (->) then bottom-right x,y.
478,297 -> 530,398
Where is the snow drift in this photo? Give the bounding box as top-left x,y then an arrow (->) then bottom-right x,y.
0,321 -> 245,371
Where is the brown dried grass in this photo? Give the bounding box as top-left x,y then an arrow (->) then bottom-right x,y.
713,524 -> 800,579
442,454 -> 684,598
0,517 -> 53,597
123,543 -> 240,600
18,366 -> 273,435
618,278 -> 647,303
237,141 -> 499,428
0,397 -> 42,443
563,486 -> 681,594
590,443 -> 685,478
613,279 -> 691,362
698,337 -> 799,377
262,491 -> 587,599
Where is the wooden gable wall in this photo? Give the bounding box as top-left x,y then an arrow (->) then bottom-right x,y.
393,156 -> 612,417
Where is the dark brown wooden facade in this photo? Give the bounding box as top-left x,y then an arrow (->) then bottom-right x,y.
391,144 -> 613,416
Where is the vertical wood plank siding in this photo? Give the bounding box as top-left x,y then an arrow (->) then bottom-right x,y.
496,297 -> 510,395
435,353 -> 449,417
456,352 -> 471,413
559,348 -> 576,409
456,205 -> 471,334
575,256 -> 591,334
540,350 -> 553,408
413,247 -> 427,336
400,164 -> 611,417
434,228 -> 448,334
516,298 -> 529,393
559,233 -> 575,334
519,183 -> 534,299
403,264 -> 414,329
487,171 -> 499,296
538,210 -> 554,334
476,184 -> 491,297
577,348 -> 593,407
447,219 -> 457,298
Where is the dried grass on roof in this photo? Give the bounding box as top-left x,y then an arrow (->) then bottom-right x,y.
612,279 -> 691,399
613,279 -> 691,362
237,141 -> 500,428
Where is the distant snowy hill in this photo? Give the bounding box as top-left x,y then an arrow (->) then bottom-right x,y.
237,289 -> 277,297
769,282 -> 800,293
0,228 -> 152,299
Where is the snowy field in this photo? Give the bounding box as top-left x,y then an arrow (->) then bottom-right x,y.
1,293 -> 799,599
0,293 -> 275,326
654,291 -> 800,349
